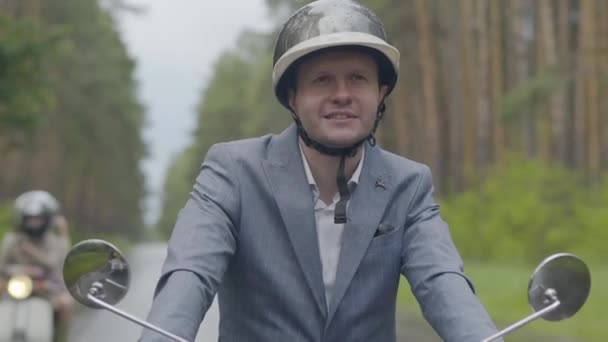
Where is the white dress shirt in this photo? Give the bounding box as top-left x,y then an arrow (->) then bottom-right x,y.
299,143 -> 364,309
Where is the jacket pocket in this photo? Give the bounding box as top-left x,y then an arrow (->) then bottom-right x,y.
367,223 -> 402,252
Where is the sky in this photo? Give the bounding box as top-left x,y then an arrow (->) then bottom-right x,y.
115,1 -> 274,225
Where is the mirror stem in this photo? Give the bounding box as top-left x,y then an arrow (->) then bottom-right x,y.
86,293 -> 190,342
481,299 -> 560,342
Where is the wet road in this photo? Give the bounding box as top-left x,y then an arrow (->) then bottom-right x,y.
68,243 -> 219,342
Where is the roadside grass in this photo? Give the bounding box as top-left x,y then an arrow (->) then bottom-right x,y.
397,261 -> 607,342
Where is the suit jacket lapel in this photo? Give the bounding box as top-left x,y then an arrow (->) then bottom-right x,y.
261,124 -> 328,317
326,143 -> 392,325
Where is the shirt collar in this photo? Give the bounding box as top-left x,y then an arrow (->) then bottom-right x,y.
299,142 -> 365,189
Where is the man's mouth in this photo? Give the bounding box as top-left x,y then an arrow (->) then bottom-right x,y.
324,112 -> 357,120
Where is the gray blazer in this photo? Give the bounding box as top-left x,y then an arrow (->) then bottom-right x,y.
141,124 -> 498,342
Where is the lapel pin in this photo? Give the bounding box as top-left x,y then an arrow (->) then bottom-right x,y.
375,177 -> 386,190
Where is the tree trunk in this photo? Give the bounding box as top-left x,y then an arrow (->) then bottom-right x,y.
490,0 -> 505,166
511,0 -> 535,157
444,0 -> 465,192
574,1 -> 587,169
537,0 -> 551,163
580,0 -> 600,180
391,79 -> 410,157
599,0 -> 608,170
415,0 -> 442,191
476,0 -> 492,168
459,0 -> 476,187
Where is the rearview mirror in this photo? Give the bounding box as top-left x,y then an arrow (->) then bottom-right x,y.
63,239 -> 130,308
62,239 -> 188,342
482,253 -> 591,342
527,252 -> 591,321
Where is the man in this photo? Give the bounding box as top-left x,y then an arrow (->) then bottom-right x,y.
0,190 -> 73,342
142,1 -> 499,341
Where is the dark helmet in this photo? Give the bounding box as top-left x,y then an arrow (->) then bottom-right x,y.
14,190 -> 60,237
272,0 -> 400,110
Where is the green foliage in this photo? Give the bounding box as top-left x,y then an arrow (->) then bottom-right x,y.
264,0 -> 304,20
0,201 -> 13,239
38,0 -> 146,237
440,154 -> 602,264
0,0 -> 146,241
468,262 -> 607,342
193,30 -> 289,153
156,29 -> 290,238
0,14 -> 62,144
155,147 -> 199,239
398,262 -> 608,341
498,60 -> 573,121
570,176 -> 608,261
62,249 -> 109,287
69,230 -> 132,257
600,69 -> 608,91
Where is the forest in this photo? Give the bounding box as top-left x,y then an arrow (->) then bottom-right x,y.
0,0 -> 145,242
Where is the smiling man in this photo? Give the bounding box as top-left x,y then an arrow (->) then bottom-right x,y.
141,1 -> 499,341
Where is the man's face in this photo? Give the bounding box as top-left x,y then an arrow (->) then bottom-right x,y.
288,50 -> 388,148
23,216 -> 45,231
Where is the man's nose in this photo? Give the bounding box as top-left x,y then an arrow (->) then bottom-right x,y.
330,79 -> 353,104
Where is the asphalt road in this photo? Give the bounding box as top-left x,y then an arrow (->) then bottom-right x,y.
68,242 -> 219,342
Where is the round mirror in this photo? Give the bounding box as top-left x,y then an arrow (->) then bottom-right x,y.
527,253 -> 591,321
63,239 -> 130,309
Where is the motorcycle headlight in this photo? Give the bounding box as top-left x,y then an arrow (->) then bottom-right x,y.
7,275 -> 33,299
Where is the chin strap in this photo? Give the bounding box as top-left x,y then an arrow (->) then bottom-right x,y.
296,123 -> 362,157
294,120 -> 359,224
334,155 -> 350,223
292,100 -> 386,224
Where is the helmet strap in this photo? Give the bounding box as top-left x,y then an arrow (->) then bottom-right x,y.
295,120 -> 362,157
292,99 -> 387,223
367,100 -> 386,147
334,155 -> 350,223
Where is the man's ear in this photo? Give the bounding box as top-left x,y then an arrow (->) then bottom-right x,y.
287,89 -> 296,112
379,84 -> 389,100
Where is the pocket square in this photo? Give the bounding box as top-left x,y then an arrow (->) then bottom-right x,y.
374,223 -> 396,237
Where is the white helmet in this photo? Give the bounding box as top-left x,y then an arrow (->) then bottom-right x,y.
14,190 -> 60,236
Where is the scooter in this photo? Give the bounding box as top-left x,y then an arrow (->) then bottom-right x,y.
0,264 -> 55,342
62,239 -> 592,342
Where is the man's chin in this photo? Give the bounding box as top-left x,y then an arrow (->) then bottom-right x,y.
319,136 -> 366,149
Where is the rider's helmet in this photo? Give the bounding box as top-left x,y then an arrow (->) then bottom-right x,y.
273,0 -> 400,150
14,190 -> 60,237
272,0 -> 400,223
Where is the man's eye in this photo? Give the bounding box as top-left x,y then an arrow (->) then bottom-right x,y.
351,74 -> 367,82
314,75 -> 330,84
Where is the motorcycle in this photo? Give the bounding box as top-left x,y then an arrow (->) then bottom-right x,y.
0,264 -> 55,342
62,239 -> 592,342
